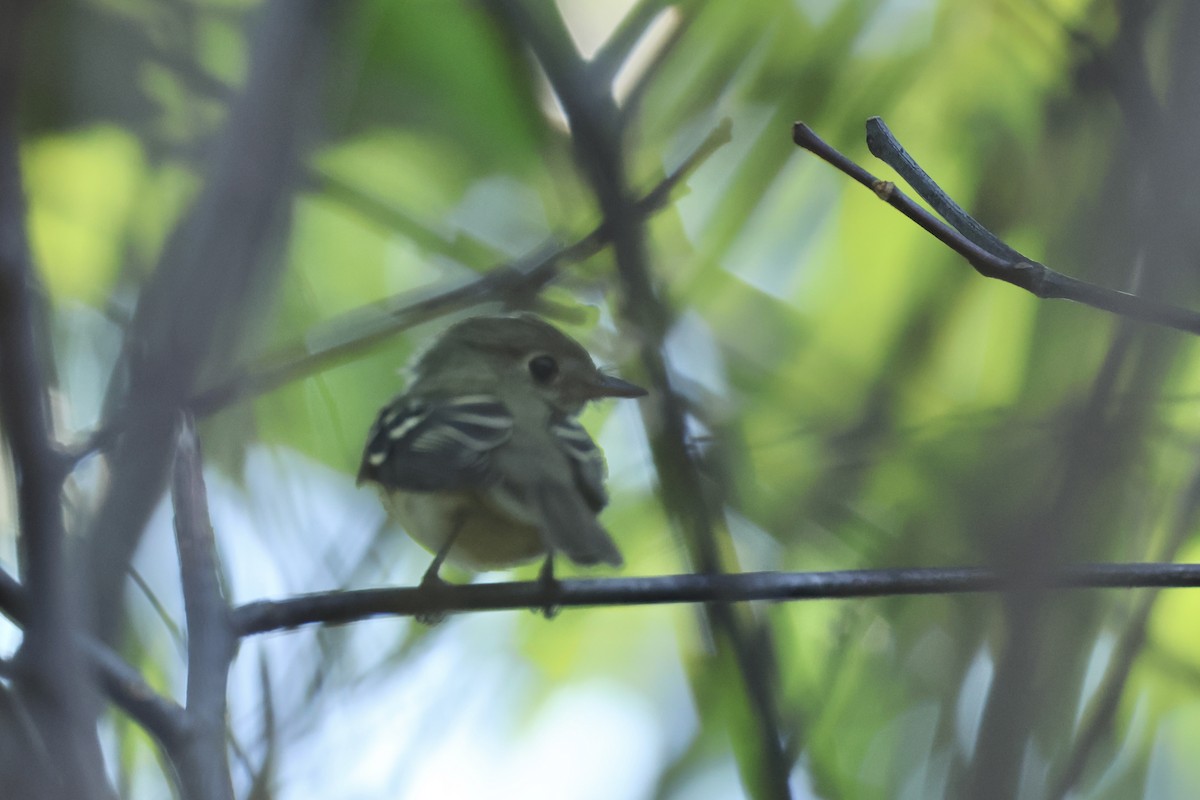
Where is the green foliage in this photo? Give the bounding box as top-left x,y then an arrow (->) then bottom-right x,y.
11,0 -> 1200,798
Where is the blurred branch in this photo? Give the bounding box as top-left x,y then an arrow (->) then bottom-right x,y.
172,117 -> 730,420
0,2 -> 109,794
61,119 -> 729,464
792,119 -> 1200,335
80,639 -> 189,754
233,562 -> 1200,635
495,2 -> 793,796
1047,1 -> 1164,143
171,417 -> 236,800
0,567 -> 189,757
242,655 -> 277,800
616,3 -> 694,124
307,169 -> 501,267
80,0 -> 332,648
0,564 -> 23,620
1047,464 -> 1200,799
590,0 -> 672,82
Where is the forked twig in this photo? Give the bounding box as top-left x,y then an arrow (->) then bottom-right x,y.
793,118 -> 1200,335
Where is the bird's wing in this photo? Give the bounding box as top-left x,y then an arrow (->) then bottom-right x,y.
549,416 -> 609,511
358,394 -> 513,491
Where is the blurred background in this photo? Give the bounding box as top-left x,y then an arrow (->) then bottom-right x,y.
4,0 -> 1200,798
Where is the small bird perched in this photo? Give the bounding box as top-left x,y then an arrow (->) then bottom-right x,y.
357,314 -> 646,586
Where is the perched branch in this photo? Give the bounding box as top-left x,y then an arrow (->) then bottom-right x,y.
171,416 -> 235,800
233,562 -> 1200,636
792,120 -> 1200,336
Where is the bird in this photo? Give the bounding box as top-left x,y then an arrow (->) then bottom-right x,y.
357,314 -> 646,589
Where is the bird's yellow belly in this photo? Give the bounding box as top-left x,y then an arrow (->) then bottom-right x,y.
383,489 -> 546,571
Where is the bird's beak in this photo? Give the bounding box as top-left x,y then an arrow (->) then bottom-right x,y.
589,373 -> 648,399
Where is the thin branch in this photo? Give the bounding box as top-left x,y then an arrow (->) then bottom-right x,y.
232,563 -> 1200,636
792,120 -> 1200,336
864,117 -> 1024,262
172,415 -> 235,800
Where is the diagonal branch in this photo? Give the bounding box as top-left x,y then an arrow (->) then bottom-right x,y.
308,169 -> 502,268
63,116 -> 730,468
865,117 -> 1025,263
792,119 -> 1200,336
589,0 -> 673,84
184,117 -> 731,419
81,639 -> 189,755
0,566 -> 188,758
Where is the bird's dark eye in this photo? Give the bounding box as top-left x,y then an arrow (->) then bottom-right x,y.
528,355 -> 559,383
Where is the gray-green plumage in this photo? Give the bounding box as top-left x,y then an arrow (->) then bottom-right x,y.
358,315 -> 645,570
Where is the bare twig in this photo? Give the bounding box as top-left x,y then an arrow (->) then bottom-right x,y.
172,415 -> 236,800
865,117 -> 1024,262
792,120 -> 1200,335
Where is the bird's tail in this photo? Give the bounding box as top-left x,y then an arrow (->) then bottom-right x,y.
533,483 -> 623,567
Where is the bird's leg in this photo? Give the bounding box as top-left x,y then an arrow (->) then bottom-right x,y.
535,553 -> 561,620
416,515 -> 464,625
420,514 -> 464,589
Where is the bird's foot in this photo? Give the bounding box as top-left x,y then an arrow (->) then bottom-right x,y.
533,556 -> 561,620
416,563 -> 450,626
